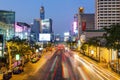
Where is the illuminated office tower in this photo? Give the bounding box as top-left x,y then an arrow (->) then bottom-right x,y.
95,0 -> 120,29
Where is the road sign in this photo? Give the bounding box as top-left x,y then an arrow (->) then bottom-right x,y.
16,54 -> 20,60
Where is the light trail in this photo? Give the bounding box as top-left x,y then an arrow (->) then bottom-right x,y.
50,56 -> 58,72
77,67 -> 89,80
62,62 -> 69,79
73,53 -> 120,80
74,54 -> 104,80
93,65 -> 120,80
45,56 -> 58,80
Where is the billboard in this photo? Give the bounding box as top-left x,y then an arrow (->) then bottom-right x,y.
82,21 -> 86,31
72,21 -> 78,35
41,19 -> 51,33
15,23 -> 23,32
64,32 -> 70,36
39,33 -> 51,41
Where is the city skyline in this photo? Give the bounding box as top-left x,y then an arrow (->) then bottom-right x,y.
0,0 -> 95,35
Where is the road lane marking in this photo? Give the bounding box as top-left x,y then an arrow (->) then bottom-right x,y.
50,56 -> 58,72
45,56 -> 58,80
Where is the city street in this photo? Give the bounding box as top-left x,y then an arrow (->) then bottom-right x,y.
10,51 -> 54,80
0,0 -> 120,80
9,49 -> 120,80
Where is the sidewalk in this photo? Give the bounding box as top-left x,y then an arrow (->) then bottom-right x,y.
10,51 -> 53,80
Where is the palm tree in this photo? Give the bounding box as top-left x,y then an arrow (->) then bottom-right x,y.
103,24 -> 120,50
103,24 -> 120,72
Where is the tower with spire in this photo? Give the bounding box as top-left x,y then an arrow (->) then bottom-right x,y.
40,6 -> 45,20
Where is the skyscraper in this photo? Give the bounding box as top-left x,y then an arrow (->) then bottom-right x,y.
95,0 -> 120,29
40,6 -> 45,20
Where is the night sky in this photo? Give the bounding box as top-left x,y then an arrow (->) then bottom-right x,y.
0,0 -> 95,35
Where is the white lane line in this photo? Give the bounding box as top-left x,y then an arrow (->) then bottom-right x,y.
50,56 -> 58,72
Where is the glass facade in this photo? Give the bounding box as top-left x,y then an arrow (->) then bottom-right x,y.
31,19 -> 41,42
0,10 -> 15,40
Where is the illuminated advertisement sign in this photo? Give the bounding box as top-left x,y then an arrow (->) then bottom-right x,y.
15,23 -> 23,32
82,21 -> 86,31
0,35 -> 3,57
64,32 -> 70,36
39,33 -> 51,41
72,21 -> 78,34
41,19 -> 50,33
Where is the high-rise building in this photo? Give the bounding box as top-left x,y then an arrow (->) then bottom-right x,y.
95,0 -> 120,29
0,10 -> 15,57
0,10 -> 15,40
40,6 -> 45,20
31,19 -> 41,42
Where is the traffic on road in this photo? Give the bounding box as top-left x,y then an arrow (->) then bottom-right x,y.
23,44 -> 120,80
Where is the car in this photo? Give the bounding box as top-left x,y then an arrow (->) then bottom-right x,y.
2,70 -> 12,80
12,66 -> 24,74
31,57 -> 39,63
0,70 -> 12,80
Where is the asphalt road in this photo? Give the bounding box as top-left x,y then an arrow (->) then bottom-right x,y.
14,49 -> 120,80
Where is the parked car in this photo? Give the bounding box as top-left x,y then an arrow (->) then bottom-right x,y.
12,65 -> 24,74
3,71 -> 12,80
31,57 -> 39,63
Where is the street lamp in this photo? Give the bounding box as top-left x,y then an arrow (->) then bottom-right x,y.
91,50 -> 94,54
91,50 -> 94,56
